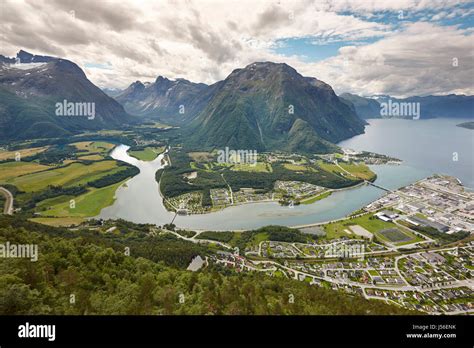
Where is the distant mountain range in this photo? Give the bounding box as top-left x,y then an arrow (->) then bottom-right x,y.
386,95 -> 473,119
1,50 -> 472,153
116,65 -> 473,154
0,50 -> 133,140
339,93 -> 474,120
115,76 -> 214,125
118,62 -> 365,153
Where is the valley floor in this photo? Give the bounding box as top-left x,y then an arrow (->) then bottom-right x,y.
0,130 -> 472,315
159,148 -> 388,215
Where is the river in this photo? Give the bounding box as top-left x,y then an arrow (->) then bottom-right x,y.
97,118 -> 472,230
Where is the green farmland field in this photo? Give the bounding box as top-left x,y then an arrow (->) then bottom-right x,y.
231,162 -> 272,173
40,180 -> 126,217
7,160 -> 121,192
71,141 -> 115,155
338,163 -> 376,181
0,162 -> 51,181
128,146 -> 164,161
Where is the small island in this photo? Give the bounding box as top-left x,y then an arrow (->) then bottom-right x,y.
457,121 -> 474,130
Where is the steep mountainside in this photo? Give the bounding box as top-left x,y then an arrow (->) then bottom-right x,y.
186,62 -> 365,153
0,50 -> 133,140
116,76 -> 215,125
339,93 -> 381,119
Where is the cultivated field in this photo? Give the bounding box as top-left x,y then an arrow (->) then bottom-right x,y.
338,163 -> 376,180
0,162 -> 50,181
0,146 -> 49,161
29,217 -> 86,227
40,180 -> 126,217
128,146 -> 164,161
7,160 -> 120,192
283,163 -> 311,172
71,141 -> 115,155
188,152 -> 214,162
231,162 -> 272,172
317,161 -> 342,175
78,154 -> 104,161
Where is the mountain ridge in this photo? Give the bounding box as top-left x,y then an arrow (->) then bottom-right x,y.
116,75 -> 214,125
185,61 -> 365,153
0,50 -> 134,140
340,93 -> 473,120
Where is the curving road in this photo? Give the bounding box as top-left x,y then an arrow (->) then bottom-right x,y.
0,186 -> 13,215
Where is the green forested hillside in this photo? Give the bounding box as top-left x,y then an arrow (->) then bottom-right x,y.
0,51 -> 134,141
186,62 -> 365,154
0,216 -> 417,315
339,93 -> 381,119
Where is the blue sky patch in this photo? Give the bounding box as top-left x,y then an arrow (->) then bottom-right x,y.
272,36 -> 381,62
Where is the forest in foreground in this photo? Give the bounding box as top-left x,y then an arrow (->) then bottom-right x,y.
0,216 -> 417,315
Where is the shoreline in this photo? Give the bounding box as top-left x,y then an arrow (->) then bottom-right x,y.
104,144 -> 405,231
175,173 -> 471,232
161,180 -> 369,216
101,144 -> 464,233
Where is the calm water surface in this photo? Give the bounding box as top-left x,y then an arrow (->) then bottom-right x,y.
97,118 -> 473,230
339,118 -> 473,188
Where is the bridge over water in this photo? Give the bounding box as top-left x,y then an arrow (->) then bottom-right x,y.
364,180 -> 393,193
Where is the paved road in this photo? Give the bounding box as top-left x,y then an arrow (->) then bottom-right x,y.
0,186 -> 13,215
335,160 -> 393,192
156,228 -> 233,250
220,173 -> 234,204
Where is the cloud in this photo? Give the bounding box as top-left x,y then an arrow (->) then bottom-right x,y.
0,0 -> 472,97
253,4 -> 296,34
43,0 -> 142,32
300,22 -> 474,97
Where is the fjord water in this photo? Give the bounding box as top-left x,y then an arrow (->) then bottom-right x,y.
97,118 -> 472,230
97,145 -> 175,223
339,118 -> 474,189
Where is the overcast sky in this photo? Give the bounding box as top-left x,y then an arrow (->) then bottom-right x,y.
1,0 -> 473,97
